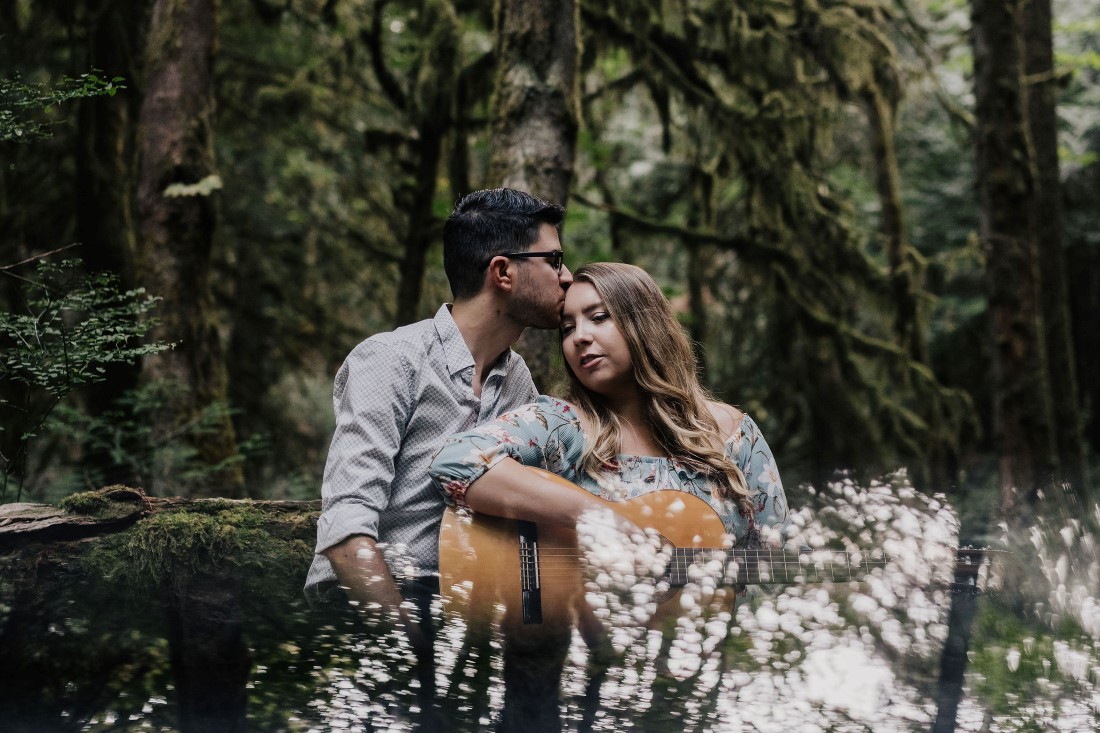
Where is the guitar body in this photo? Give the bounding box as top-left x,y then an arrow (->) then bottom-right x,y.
438,468 -> 728,627
438,468 -> 999,630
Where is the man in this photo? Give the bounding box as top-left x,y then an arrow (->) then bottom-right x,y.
305,188 -> 572,728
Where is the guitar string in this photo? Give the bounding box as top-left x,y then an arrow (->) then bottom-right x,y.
489,551 -> 986,585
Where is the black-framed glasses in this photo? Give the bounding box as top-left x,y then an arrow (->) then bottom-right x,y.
495,250 -> 565,273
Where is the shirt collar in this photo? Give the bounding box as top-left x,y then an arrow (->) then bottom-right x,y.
434,304 -> 515,379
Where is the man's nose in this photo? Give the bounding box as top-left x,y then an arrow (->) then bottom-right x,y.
559,264 -> 574,287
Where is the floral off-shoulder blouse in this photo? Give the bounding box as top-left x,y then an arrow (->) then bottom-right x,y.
428,396 -> 790,547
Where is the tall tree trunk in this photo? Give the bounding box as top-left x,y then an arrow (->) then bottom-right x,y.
971,0 -> 1057,513
489,0 -> 579,390
75,0 -> 144,488
1023,0 -> 1088,495
1068,241 -> 1100,456
686,168 -> 714,373
393,0 -> 460,327
76,0 -> 139,285
864,87 -> 959,489
485,1 -> 580,724
865,90 -> 928,366
135,0 -> 243,497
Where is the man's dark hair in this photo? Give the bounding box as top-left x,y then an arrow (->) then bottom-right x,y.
443,188 -> 565,300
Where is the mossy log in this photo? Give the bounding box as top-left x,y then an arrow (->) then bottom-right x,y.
0,488 -> 322,733
0,485 -> 319,552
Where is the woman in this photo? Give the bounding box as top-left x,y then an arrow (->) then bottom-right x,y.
429,262 -> 790,732
429,261 -> 789,546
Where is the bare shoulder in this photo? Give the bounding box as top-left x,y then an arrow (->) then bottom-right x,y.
707,400 -> 744,440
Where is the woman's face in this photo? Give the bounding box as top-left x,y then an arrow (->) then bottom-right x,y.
561,282 -> 634,399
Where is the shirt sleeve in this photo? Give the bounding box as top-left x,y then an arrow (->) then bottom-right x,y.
728,415 -> 790,540
429,396 -> 583,508
313,339 -> 412,555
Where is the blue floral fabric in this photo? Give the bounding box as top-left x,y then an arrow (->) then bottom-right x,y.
429,395 -> 790,546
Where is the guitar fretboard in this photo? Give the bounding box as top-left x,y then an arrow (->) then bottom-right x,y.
663,547 -> 993,587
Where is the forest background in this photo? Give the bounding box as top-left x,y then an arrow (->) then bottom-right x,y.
3,0 -> 1098,527
3,0 -> 1100,730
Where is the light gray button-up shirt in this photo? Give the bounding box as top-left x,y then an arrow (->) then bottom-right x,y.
305,304 -> 537,596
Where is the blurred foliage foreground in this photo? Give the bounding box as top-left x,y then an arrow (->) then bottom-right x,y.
3,472 -> 1100,732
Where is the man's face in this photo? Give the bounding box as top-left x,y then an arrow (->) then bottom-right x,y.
506,223 -> 574,329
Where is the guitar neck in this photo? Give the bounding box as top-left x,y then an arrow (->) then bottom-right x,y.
664,547 -> 993,587
664,548 -> 885,586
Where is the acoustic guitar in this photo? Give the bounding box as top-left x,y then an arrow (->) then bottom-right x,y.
438,467 -> 993,627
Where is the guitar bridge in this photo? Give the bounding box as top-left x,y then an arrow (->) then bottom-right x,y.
517,520 -> 543,624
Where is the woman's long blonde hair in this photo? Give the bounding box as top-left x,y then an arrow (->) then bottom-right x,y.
562,262 -> 753,516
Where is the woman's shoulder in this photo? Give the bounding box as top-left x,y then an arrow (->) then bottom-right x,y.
704,400 -> 748,440
706,400 -> 745,440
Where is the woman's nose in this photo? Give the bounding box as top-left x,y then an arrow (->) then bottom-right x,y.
571,321 -> 592,343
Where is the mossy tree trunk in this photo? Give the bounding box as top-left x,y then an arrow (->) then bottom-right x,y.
75,0 -> 146,488
1022,0 -> 1089,497
865,89 -> 927,368
392,0 -> 461,327
135,0 -> 244,497
489,0 -> 579,390
686,167 -> 714,373
971,0 -> 1058,513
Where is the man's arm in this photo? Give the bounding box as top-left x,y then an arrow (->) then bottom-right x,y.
313,340 -> 412,611
324,535 -> 431,653
324,535 -> 405,614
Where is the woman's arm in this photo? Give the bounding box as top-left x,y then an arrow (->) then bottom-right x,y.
429,397 -> 637,532
464,457 -> 604,527
430,396 -> 587,507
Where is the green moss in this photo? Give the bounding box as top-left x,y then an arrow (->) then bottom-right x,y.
185,498 -> 244,515
81,503 -> 313,601
58,491 -> 112,515
58,486 -> 145,518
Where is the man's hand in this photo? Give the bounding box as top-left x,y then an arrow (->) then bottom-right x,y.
323,535 -> 430,655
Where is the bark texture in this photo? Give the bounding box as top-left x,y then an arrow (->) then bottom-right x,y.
76,0 -> 146,487
1022,0 -> 1088,495
135,0 -> 243,496
971,0 -> 1057,512
489,0 -> 580,390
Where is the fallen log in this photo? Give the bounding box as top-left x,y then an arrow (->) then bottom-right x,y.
0,486 -> 323,733
0,486 -> 320,549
